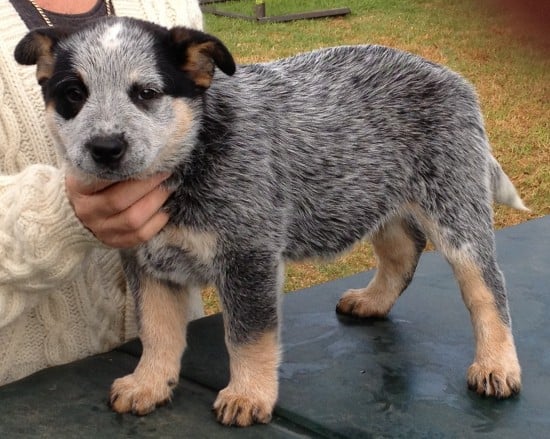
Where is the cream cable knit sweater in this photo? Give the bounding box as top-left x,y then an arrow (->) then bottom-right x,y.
0,0 -> 203,385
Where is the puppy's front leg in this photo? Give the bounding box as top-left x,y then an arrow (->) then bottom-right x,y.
110,274 -> 190,415
213,251 -> 282,427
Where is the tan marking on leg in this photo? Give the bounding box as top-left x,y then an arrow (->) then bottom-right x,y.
143,224 -> 217,270
213,330 -> 280,426
110,276 -> 190,415
337,218 -> 420,317
455,263 -> 521,398
158,224 -> 218,265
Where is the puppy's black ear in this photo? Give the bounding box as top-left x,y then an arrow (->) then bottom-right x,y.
14,27 -> 70,85
169,27 -> 236,89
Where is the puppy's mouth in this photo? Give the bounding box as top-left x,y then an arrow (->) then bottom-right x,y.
73,157 -> 164,183
72,161 -> 136,182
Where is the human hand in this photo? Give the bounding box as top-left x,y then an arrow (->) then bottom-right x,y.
65,173 -> 172,248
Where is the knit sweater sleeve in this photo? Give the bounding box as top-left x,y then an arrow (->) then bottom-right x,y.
166,0 -> 204,30
0,164 -> 100,328
113,0 -> 204,30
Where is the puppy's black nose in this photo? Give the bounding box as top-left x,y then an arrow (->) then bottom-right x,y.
86,135 -> 128,166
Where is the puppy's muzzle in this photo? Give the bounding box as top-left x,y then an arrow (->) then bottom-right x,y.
86,135 -> 128,168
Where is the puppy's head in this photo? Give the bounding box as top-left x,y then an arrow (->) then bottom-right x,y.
15,17 -> 235,181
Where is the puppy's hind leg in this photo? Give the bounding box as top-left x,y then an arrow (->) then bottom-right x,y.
425,208 -> 521,398
110,270 -> 191,415
456,261 -> 521,398
336,216 -> 426,318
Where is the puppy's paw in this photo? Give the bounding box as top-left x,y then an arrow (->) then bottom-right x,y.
213,387 -> 274,427
467,360 -> 521,398
109,373 -> 176,415
336,289 -> 392,318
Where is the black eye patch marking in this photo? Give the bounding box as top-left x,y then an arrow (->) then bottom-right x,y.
129,83 -> 163,110
47,75 -> 89,120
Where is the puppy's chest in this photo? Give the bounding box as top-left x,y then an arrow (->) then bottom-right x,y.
137,225 -> 218,286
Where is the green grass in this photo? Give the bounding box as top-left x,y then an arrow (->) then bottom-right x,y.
199,0 -> 549,313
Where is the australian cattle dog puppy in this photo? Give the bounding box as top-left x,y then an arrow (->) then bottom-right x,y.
16,17 -> 526,427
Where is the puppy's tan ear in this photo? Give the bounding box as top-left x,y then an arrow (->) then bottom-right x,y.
14,27 -> 70,85
169,27 -> 236,89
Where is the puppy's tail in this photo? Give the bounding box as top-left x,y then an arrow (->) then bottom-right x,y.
490,156 -> 530,211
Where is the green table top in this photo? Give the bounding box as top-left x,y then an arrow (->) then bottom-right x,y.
1,217 -> 549,438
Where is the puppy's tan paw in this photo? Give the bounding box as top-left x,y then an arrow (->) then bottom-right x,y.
109,373 -> 175,415
467,361 -> 521,398
213,387 -> 274,427
336,289 -> 392,318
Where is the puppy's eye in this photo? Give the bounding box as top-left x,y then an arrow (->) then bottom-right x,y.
138,88 -> 160,101
129,85 -> 162,108
65,85 -> 86,103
